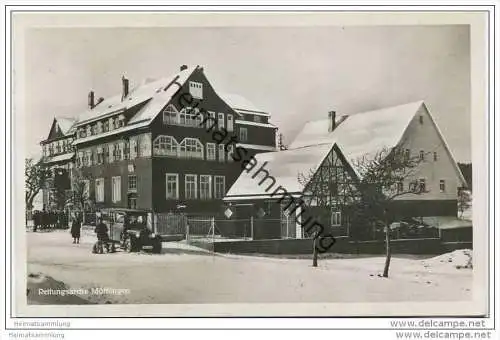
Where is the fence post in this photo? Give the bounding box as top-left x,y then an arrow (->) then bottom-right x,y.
250,216 -> 254,240
211,217 -> 215,254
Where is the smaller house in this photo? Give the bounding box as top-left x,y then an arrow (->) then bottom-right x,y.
223,101 -> 468,240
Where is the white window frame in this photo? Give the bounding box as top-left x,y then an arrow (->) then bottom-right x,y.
95,178 -> 105,202
179,138 -> 204,159
162,104 -> 179,125
189,81 -> 203,99
128,175 -> 137,192
239,127 -> 248,142
112,176 -> 121,203
218,113 -> 225,129
185,174 -> 198,200
153,135 -> 179,157
206,143 -> 216,161
331,211 -> 342,226
439,179 -> 446,193
227,114 -> 234,132
218,144 -> 225,162
165,173 -> 179,200
199,175 -> 212,200
214,176 -> 226,199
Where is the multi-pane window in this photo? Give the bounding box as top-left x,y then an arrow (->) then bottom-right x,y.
95,178 -> 105,202
56,141 -> 61,154
97,121 -> 103,134
165,174 -> 179,199
86,125 -> 92,137
189,81 -> 203,99
439,180 -> 446,193
207,112 -> 217,129
206,143 -> 216,161
179,138 -> 203,159
227,114 -> 234,132
218,144 -> 225,162
128,175 -> 137,191
42,145 -> 47,157
48,143 -> 54,156
239,127 -> 248,142
419,150 -> 425,161
214,176 -> 225,199
108,118 -> 115,131
227,144 -> 234,162
153,135 -> 179,157
179,107 -> 203,127
433,152 -> 438,162
91,124 -> 97,135
112,176 -> 121,203
162,104 -> 178,125
331,211 -> 341,226
199,175 -> 212,200
113,143 -> 122,161
185,174 -> 197,199
123,141 -> 130,160
103,120 -> 109,132
218,113 -> 225,129
77,151 -> 84,167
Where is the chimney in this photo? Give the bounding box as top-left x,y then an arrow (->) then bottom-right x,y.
328,110 -> 336,132
88,91 -> 95,109
180,65 -> 188,71
121,76 -> 129,101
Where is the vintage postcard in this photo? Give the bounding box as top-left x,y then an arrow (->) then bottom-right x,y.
5,8 -> 493,327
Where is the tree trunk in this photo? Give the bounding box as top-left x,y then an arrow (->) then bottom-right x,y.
382,224 -> 391,277
312,233 -> 319,267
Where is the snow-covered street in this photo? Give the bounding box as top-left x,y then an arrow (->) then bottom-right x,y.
27,230 -> 473,304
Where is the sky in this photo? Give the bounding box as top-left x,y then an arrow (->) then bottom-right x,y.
23,25 -> 471,162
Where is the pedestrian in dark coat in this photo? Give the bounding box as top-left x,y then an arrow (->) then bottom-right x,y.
33,211 -> 40,232
71,217 -> 82,244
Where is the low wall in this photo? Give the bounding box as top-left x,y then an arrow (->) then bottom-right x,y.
208,237 -> 471,255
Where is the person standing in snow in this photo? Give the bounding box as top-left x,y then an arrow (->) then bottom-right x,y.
94,217 -> 110,253
71,215 -> 82,244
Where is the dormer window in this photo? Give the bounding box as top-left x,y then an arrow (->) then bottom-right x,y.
108,117 -> 115,131
97,121 -> 103,134
86,125 -> 92,137
103,120 -> 109,132
117,114 -> 125,128
189,81 -> 203,99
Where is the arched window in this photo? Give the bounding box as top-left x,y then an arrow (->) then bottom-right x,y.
153,135 -> 179,157
162,104 -> 178,125
179,138 -> 204,159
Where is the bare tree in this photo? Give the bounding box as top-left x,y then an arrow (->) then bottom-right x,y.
25,158 -> 51,211
298,145 -> 427,275
69,169 -> 93,223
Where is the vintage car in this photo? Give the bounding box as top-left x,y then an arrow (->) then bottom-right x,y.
98,208 -> 162,254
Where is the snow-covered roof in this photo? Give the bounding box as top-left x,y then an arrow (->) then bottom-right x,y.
217,91 -> 269,116
55,117 -> 77,135
75,66 -> 196,126
225,143 -> 334,198
225,100 -> 467,201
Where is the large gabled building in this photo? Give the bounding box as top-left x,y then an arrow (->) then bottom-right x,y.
40,65 -> 277,215
223,101 -> 468,240
39,116 -> 77,209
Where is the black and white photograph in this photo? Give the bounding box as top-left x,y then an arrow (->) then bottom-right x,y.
4,6 -> 496,337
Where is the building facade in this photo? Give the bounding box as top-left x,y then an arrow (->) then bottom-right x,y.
224,101 -> 468,240
41,65 -> 277,216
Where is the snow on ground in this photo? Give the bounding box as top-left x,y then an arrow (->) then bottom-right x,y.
27,230 -> 472,304
422,249 -> 472,270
